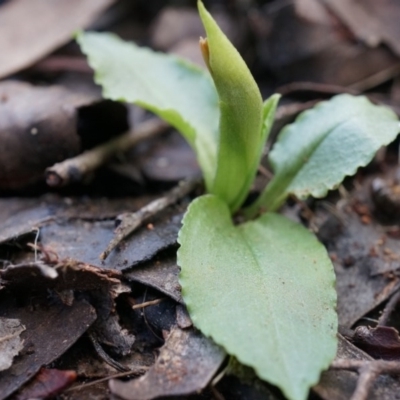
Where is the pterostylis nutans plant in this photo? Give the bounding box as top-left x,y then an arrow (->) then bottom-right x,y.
77,2 -> 400,398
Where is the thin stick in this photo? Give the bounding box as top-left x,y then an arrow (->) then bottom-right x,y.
378,290 -> 400,326
100,177 -> 200,260
88,332 -> 129,372
348,62 -> 400,92
46,118 -> 168,187
331,358 -> 400,400
131,298 -> 165,310
277,81 -> 359,96
33,228 -> 40,262
65,368 -> 148,392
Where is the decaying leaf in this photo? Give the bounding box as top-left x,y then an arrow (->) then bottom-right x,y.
39,205 -> 185,270
0,195 -> 153,245
252,0 -> 398,87
0,0 -> 115,79
109,326 -> 225,400
315,178 -> 400,327
0,297 -> 96,400
324,0 -> 400,57
0,318 -> 25,372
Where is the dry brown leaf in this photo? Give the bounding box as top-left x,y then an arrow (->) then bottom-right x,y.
0,0 -> 115,79
0,318 -> 25,372
324,0 -> 400,57
109,327 -> 225,400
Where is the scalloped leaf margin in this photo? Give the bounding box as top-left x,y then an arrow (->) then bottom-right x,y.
248,94 -> 400,214
178,194 -> 338,400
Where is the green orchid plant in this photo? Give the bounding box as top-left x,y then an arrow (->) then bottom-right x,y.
77,2 -> 400,399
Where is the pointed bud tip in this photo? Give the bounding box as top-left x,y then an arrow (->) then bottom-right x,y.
199,37 -> 211,70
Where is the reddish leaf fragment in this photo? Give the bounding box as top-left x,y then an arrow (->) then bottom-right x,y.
352,325 -> 400,361
14,368 -> 76,400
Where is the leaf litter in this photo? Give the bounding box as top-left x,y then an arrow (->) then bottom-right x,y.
0,318 -> 25,372
3,1 -> 400,399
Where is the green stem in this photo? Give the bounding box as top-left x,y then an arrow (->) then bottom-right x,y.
243,174 -> 290,219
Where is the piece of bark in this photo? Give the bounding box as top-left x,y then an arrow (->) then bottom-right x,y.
109,326 -> 225,400
0,0 -> 115,79
0,296 -> 96,400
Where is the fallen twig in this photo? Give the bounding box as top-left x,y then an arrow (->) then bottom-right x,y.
129,297 -> 166,310
348,62 -> 400,92
46,118 -> 168,187
277,81 -> 359,96
331,358 -> 400,400
378,289 -> 400,326
65,368 -> 148,392
100,177 -> 200,260
88,332 -> 129,372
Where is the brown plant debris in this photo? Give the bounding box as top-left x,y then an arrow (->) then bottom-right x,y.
0,0 -> 115,79
109,326 -> 226,400
46,118 -> 168,187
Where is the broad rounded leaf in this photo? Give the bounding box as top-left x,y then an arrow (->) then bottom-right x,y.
249,94 -> 400,213
198,1 -> 264,211
178,195 -> 337,400
77,31 -> 219,190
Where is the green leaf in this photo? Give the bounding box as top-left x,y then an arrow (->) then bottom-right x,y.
76,31 -> 219,190
178,195 -> 337,400
198,1 -> 264,211
247,94 -> 400,215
